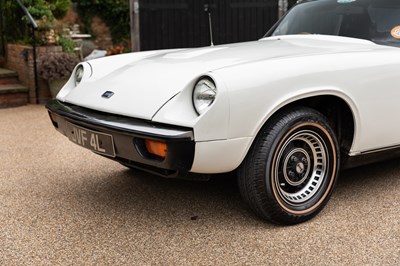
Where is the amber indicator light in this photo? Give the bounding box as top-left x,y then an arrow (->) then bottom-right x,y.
145,140 -> 168,158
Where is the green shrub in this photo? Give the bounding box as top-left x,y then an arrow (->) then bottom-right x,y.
51,0 -> 71,19
3,0 -> 71,43
58,35 -> 76,53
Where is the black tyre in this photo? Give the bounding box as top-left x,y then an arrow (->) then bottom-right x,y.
238,107 -> 340,225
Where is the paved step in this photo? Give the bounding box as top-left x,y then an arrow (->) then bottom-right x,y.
0,68 -> 19,85
0,77 -> 19,85
0,70 -> 29,108
0,68 -> 18,78
0,83 -> 29,94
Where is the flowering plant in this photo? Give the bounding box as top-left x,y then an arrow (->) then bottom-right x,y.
38,53 -> 79,80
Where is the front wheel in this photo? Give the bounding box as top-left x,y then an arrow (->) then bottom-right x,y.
238,107 -> 340,225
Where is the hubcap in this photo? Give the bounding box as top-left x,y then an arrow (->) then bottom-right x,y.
283,148 -> 311,186
274,130 -> 328,206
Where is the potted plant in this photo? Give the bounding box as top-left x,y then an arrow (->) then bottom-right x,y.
38,53 -> 79,97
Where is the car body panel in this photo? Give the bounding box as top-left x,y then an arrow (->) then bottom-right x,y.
191,137 -> 253,173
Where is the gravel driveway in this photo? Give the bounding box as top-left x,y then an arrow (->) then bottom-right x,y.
0,105 -> 399,265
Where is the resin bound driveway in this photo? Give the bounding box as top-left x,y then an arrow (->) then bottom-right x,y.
0,105 -> 399,265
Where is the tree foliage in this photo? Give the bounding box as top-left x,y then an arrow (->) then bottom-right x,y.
71,0 -> 130,44
21,0 -> 70,20
3,0 -> 71,43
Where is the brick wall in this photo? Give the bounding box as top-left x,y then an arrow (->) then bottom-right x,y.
6,44 -> 63,104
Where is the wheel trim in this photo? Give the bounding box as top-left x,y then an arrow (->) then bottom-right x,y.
276,130 -> 327,204
270,122 -> 337,215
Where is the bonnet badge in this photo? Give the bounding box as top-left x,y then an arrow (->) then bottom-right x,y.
102,91 -> 114,98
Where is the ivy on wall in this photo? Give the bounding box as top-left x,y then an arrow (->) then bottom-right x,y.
71,0 -> 130,44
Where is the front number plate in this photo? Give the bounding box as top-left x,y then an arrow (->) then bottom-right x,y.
65,122 -> 116,157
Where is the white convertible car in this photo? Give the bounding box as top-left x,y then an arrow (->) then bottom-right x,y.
47,0 -> 400,224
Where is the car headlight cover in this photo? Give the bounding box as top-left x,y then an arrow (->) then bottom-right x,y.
193,78 -> 217,115
75,65 -> 84,86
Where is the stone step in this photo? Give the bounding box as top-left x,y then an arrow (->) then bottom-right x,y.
0,77 -> 19,85
0,83 -> 28,94
0,68 -> 29,108
0,68 -> 20,85
0,68 -> 18,79
0,84 -> 29,108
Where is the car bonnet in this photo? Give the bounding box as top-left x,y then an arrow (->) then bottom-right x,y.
61,35 -> 376,120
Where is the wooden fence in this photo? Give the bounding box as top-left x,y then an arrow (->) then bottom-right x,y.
139,0 -> 283,50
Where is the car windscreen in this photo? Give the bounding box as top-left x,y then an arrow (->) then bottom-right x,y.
269,0 -> 400,47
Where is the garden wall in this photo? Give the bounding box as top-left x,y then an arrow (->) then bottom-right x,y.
6,44 -> 63,104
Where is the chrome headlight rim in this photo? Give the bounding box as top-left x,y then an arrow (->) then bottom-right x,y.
192,76 -> 217,115
75,64 -> 84,86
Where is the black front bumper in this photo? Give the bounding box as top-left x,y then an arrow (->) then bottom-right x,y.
46,99 -> 195,177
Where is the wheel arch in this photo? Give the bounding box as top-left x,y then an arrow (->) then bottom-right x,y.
248,93 -> 359,166
282,95 -> 355,154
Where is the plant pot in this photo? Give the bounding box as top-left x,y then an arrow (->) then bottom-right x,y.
48,79 -> 68,98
